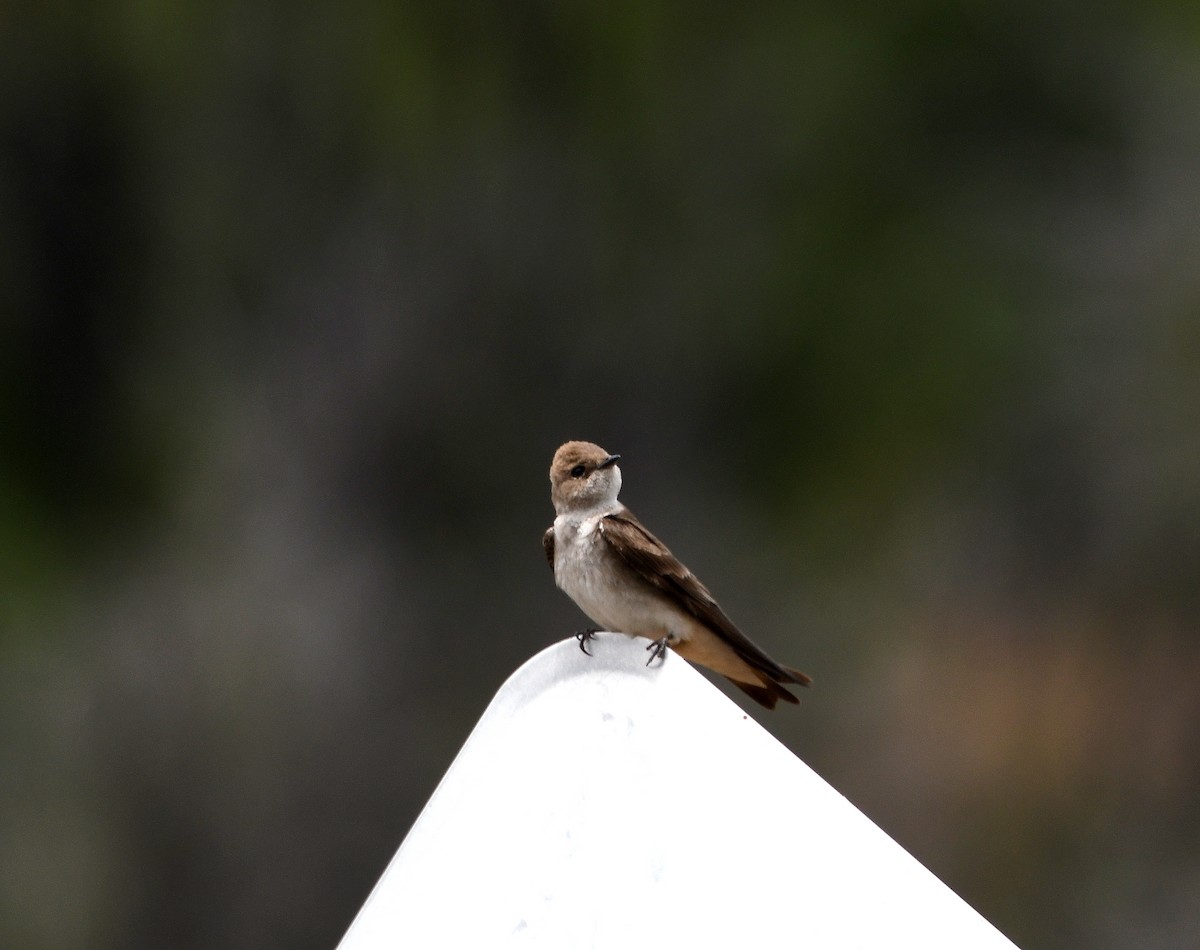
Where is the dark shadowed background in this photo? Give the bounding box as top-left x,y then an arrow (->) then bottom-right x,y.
3,3 -> 1199,948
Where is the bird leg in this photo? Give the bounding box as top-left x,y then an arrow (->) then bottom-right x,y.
575,629 -> 600,655
645,636 -> 672,666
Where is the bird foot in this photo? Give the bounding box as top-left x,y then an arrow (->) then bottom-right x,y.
645,636 -> 671,666
575,629 -> 600,656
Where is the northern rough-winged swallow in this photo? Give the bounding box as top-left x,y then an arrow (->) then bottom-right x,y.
543,440 -> 812,709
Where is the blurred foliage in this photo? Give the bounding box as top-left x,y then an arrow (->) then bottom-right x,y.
2,2 -> 1199,949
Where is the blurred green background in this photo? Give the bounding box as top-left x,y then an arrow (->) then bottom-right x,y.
3,2 -> 1199,947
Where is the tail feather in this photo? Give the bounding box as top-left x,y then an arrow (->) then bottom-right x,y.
729,677 -> 802,710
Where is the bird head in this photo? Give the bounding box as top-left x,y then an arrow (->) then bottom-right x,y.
549,441 -> 622,516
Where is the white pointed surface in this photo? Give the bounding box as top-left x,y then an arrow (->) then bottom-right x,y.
338,633 -> 1018,949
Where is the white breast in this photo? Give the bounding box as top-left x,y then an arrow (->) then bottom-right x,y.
552,513 -> 606,614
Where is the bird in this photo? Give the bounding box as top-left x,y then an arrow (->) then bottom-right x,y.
543,440 -> 811,709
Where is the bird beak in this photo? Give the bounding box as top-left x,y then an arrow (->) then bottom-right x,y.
599,454 -> 621,469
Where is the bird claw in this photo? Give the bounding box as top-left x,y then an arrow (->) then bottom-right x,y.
575,629 -> 600,656
645,636 -> 670,666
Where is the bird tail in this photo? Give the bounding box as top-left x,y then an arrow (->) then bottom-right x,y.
728,663 -> 812,709
730,677 -> 802,710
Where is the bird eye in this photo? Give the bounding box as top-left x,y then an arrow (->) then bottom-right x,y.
569,464 -> 587,478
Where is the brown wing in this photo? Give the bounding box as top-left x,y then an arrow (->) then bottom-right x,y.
542,526 -> 555,570
598,509 -> 810,688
